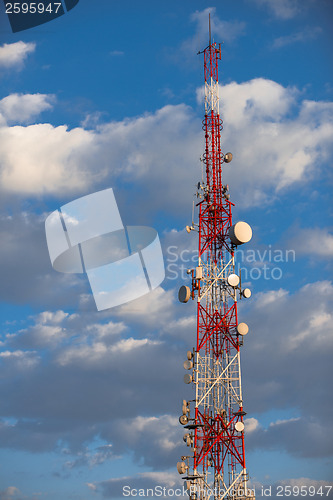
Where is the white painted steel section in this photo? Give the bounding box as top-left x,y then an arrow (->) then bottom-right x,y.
205,78 -> 219,115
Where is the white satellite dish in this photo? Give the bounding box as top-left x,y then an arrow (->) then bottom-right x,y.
187,350 -> 193,360
179,415 -> 188,425
229,221 -> 252,246
183,360 -> 193,370
235,421 -> 244,432
227,274 -> 240,287
224,152 -> 233,163
237,323 -> 249,336
242,288 -> 251,299
179,285 -> 191,303
177,461 -> 187,474
184,374 -> 192,384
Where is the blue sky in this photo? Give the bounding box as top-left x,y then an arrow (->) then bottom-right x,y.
0,0 -> 332,499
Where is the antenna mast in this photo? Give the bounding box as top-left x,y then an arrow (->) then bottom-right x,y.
177,19 -> 255,500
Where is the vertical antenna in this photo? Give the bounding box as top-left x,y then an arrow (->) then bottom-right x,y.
209,12 -> 211,46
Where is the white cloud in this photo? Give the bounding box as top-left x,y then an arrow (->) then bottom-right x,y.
162,316 -> 196,342
0,279 -> 331,465
57,336 -> 161,367
246,414 -> 333,458
244,417 -> 260,433
277,478 -> 333,489
86,483 -> 97,492
100,414 -> 182,469
0,103 -> 201,209
287,227 -> 333,258
0,123 -> 96,194
273,26 -> 322,49
190,7 -> 246,45
269,416 -> 301,427
214,79 -> 333,206
253,288 -> 288,308
0,487 -> 21,500
171,7 -> 245,67
242,280 -> 333,458
109,50 -> 124,56
250,0 -> 302,19
86,320 -> 128,339
96,470 -> 182,498
0,212 -> 85,308
249,280 -> 333,353
0,93 -> 54,124
65,443 -> 117,469
0,82 -> 332,212
37,310 -> 70,324
0,41 -> 35,68
0,349 -> 39,369
115,286 -> 176,327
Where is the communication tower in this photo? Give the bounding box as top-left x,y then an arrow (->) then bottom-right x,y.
177,21 -> 254,500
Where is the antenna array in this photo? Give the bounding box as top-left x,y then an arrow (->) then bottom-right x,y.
177,26 -> 255,500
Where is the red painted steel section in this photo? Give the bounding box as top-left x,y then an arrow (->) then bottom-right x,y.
193,40 -> 246,485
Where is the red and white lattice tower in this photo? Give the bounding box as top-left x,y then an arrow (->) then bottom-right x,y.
177,25 -> 254,500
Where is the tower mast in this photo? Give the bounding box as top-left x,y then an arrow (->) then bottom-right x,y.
177,22 -> 254,500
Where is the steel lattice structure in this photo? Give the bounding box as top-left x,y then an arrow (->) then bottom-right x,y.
177,30 -> 254,500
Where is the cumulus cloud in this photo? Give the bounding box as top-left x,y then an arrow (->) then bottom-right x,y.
272,26 -> 322,49
286,226 -> 333,258
0,486 -> 40,500
0,280 -> 332,471
241,280 -> 333,457
56,336 -> 161,367
95,470 -> 184,499
246,415 -> 333,458
0,488 -> 20,500
99,415 -> 183,469
0,93 -> 54,124
214,79 -> 333,206
0,349 -> 39,370
0,123 -> 96,195
250,0 -> 302,19
0,303 -> 189,456
189,7 -> 246,47
0,41 -> 35,69
1,80 -> 331,214
244,417 -> 260,433
64,443 -> 117,469
0,213 -> 86,308
114,287 -> 176,328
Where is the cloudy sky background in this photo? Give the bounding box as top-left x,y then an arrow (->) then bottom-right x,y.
0,0 -> 332,499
